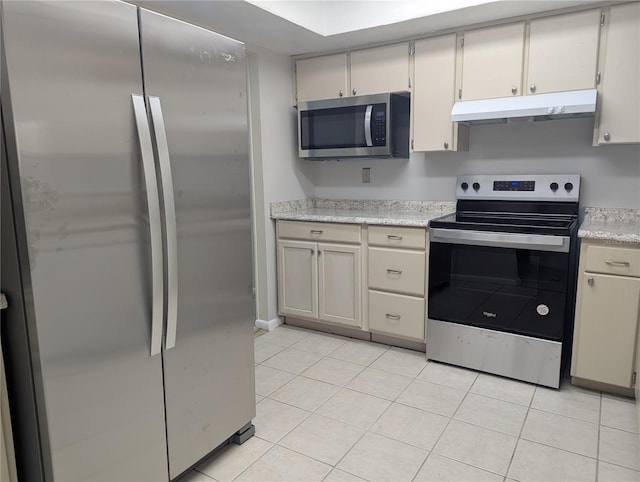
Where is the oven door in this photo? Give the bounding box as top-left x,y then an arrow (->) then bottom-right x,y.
428,228 -> 571,341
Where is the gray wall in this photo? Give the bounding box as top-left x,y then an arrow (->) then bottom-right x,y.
310,117 -> 640,208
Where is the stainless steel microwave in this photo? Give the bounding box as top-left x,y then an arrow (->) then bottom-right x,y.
297,92 -> 410,159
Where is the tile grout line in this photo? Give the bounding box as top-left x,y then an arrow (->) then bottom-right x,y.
595,391 -> 602,482
503,381 -> 537,481
409,371 -> 479,482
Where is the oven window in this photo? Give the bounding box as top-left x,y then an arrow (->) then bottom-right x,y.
428,243 -> 569,341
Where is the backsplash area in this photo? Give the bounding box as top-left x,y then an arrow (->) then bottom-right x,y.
308,117 -> 640,209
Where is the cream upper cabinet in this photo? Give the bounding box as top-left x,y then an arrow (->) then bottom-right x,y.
571,241 -> 640,392
350,43 -> 410,97
460,22 -> 525,101
527,9 -> 601,95
294,43 -> 409,103
413,34 -> 468,152
295,53 -> 348,103
594,3 -> 640,145
460,10 -> 600,101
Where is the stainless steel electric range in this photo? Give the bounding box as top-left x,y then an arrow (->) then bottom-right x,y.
427,174 -> 580,388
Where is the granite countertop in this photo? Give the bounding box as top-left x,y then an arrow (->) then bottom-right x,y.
579,207 -> 640,244
270,199 -> 456,228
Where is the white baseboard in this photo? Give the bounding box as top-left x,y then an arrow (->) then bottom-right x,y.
255,317 -> 282,331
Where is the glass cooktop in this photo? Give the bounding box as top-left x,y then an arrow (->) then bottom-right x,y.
430,212 -> 577,236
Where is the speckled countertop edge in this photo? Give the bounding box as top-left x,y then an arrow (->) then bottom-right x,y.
270,199 -> 456,228
579,207 -> 640,244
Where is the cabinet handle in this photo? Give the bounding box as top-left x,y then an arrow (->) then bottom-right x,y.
605,260 -> 631,267
310,248 -> 315,255
339,90 -> 344,97
530,84 -> 536,93
352,88 -> 357,96
511,86 -> 518,95
444,141 -> 449,149
310,230 -> 323,235
385,313 -> 401,321
387,235 -> 403,240
603,132 -> 611,142
587,277 -> 594,286
387,269 -> 403,275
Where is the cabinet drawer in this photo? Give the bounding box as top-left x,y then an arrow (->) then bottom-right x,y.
369,225 -> 426,249
369,290 -> 425,341
368,247 -> 425,296
278,221 -> 361,244
585,245 -> 640,277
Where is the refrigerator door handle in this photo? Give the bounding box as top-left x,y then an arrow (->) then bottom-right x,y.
148,96 -> 178,351
132,94 -> 164,357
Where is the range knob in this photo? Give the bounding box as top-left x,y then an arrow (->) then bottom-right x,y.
461,182 -> 469,191
564,182 -> 574,192
472,182 -> 480,191
550,182 -> 559,192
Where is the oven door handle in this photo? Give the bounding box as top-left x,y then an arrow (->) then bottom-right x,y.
429,228 -> 570,253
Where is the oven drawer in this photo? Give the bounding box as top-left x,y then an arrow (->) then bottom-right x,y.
585,245 -> 640,277
368,247 -> 425,296
369,290 -> 425,341
278,220 -> 361,244
369,226 -> 426,249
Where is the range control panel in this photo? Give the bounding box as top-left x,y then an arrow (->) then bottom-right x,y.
456,174 -> 580,202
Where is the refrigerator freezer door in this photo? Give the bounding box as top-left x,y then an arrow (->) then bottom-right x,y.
138,9 -> 255,478
1,2 -> 169,480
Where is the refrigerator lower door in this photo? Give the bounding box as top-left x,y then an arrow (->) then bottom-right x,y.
138,9 -> 256,479
1,2 -> 169,480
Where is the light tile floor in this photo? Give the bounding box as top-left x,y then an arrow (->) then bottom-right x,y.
185,325 -> 640,482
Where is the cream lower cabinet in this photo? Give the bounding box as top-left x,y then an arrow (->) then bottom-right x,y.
277,221 -> 362,328
571,241 -> 640,392
367,226 -> 427,342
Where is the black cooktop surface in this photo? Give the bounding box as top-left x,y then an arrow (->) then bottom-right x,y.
430,211 -> 577,236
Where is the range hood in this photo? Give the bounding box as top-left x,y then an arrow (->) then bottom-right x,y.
451,89 -> 597,124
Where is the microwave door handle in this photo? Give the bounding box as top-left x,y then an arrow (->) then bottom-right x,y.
364,105 -> 373,147
131,94 -> 164,357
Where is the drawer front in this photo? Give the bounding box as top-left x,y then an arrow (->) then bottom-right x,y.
368,247 -> 425,296
369,225 -> 426,249
585,244 -> 640,277
278,220 -> 361,244
369,290 -> 425,341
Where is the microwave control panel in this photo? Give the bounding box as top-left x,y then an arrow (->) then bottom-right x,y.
372,104 -> 386,146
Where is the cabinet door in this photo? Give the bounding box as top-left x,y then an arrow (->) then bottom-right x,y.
572,272 -> 640,388
278,240 -> 318,319
527,9 -> 600,95
460,22 -> 525,100
295,53 -> 348,102
350,43 -> 410,96
413,34 -> 466,152
595,3 -> 640,145
318,243 -> 361,327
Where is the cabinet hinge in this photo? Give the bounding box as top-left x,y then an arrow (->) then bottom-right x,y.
633,372 -> 637,386
596,72 -> 601,85
458,88 -> 462,99
601,13 -> 605,26
461,38 -> 464,48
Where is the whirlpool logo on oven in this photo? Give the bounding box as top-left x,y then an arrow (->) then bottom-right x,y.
483,311 -> 497,318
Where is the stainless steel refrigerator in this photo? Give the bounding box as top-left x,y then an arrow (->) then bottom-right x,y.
0,1 -> 255,480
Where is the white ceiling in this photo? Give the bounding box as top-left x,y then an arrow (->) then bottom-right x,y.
133,0 -> 611,55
